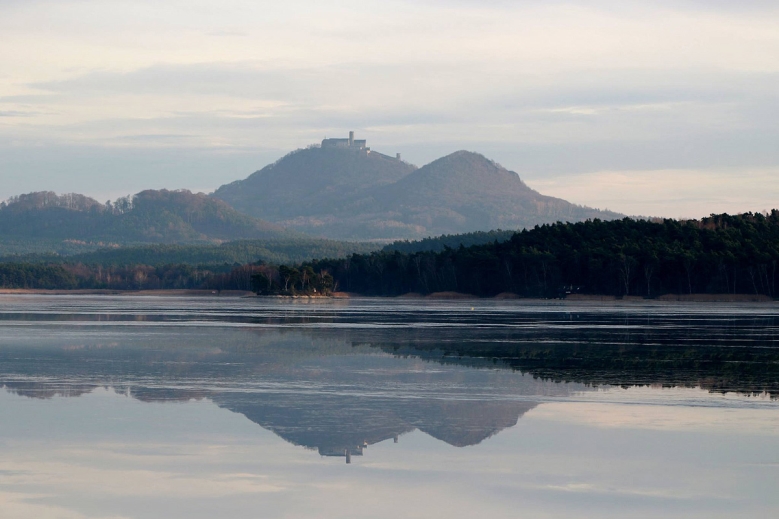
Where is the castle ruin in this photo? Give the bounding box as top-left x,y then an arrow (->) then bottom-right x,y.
321,131 -> 405,162
321,131 -> 369,151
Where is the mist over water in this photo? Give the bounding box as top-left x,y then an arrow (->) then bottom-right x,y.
0,296 -> 778,518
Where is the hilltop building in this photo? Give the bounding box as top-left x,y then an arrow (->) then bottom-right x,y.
320,131 -> 406,163
321,131 -> 369,150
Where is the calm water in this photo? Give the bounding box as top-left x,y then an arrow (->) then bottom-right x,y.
0,295 -> 778,518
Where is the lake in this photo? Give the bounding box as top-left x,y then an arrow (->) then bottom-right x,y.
0,295 -> 778,518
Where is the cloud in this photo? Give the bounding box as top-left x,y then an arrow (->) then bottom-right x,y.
530,167 -> 779,217
0,0 -> 778,216
14,62 -> 779,147
0,110 -> 38,117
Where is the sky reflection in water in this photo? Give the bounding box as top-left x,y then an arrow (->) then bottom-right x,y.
0,296 -> 777,519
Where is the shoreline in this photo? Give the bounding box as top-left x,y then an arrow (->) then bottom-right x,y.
0,288 -> 775,303
0,289 -> 255,297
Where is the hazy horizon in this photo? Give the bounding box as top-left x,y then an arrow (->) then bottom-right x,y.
2,0 -> 778,218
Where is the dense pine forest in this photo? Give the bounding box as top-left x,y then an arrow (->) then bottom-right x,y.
2,212 -> 778,297
302,212 -> 779,298
382,230 -> 517,254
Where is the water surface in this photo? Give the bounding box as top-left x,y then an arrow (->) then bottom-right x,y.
0,296 -> 777,518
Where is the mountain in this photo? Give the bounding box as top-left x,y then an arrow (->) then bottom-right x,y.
0,327 -> 552,460
212,146 -> 417,230
0,189 -> 297,253
213,147 -> 622,240
375,151 -> 622,235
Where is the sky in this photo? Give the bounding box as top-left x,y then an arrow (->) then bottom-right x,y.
1,0 -> 778,217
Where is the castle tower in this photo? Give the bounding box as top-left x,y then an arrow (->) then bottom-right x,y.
349,131 -> 354,147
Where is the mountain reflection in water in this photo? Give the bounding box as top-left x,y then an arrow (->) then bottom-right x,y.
0,296 -> 778,462
0,330 -> 563,461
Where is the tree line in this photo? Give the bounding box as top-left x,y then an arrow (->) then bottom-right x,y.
298,212 -> 779,298
0,263 -> 228,291
2,212 -> 778,298
0,261 -> 333,293
382,229 -> 517,254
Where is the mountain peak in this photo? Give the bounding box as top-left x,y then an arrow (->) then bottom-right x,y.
426,149 -> 515,173
212,145 -> 622,240
441,149 -> 496,161
212,145 -> 417,224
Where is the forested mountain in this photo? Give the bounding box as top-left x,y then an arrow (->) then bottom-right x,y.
0,189 -> 296,252
212,147 -> 622,240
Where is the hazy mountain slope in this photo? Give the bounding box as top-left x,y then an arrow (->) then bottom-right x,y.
0,192 -> 112,242
113,189 -> 290,241
212,147 -> 417,220
212,148 -> 622,240
0,189 -> 296,249
374,151 -> 622,235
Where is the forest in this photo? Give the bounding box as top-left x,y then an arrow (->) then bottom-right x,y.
0,262 -> 327,293
382,229 -> 517,254
37,239 -> 375,266
300,212 -> 779,298
0,263 -> 230,291
2,212 -> 778,298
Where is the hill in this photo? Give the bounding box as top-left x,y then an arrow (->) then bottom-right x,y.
0,189 -> 298,254
212,146 -> 417,238
212,147 -> 622,240
375,151 -> 622,235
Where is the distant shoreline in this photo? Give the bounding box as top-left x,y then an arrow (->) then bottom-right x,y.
0,289 -> 255,297
0,288 -> 775,303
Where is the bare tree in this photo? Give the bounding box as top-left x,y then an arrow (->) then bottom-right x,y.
619,254 -> 636,295
644,264 -> 654,297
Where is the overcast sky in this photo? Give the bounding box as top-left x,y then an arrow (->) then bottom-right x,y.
1,0 -> 778,217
